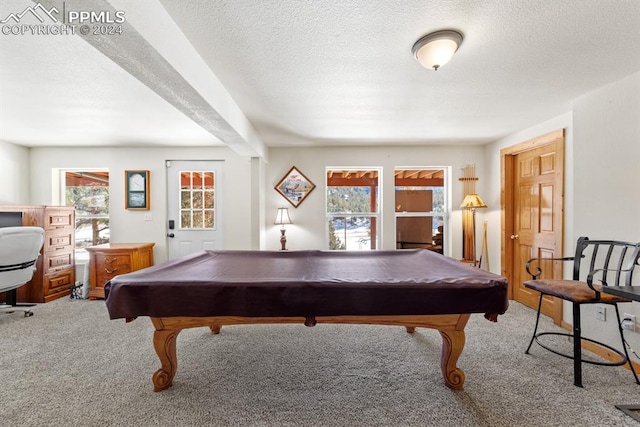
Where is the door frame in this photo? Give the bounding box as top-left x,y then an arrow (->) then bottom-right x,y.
500,129 -> 565,324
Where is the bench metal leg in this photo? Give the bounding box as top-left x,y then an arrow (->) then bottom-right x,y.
525,293 -> 544,354
572,302 -> 583,387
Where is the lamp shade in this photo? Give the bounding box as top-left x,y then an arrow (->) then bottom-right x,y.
460,193 -> 487,209
274,207 -> 292,225
412,30 -> 463,71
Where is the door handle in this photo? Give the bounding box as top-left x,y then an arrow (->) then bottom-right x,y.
510,234 -> 519,240
167,233 -> 175,238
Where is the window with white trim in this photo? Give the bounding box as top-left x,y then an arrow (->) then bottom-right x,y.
395,168 -> 447,254
326,168 -> 380,250
61,170 -> 110,258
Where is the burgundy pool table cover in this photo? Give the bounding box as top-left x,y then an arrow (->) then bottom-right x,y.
104,249 -> 509,320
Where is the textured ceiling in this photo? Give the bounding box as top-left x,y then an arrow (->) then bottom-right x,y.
1,0 -> 639,156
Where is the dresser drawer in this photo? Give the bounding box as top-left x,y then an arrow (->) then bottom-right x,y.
96,254 -> 131,284
95,272 -> 115,289
96,254 -> 131,273
44,251 -> 74,273
45,230 -> 74,253
96,268 -> 129,289
45,210 -> 74,230
44,269 -> 74,295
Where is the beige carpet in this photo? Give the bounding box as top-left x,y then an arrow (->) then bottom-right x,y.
1,297 -> 639,426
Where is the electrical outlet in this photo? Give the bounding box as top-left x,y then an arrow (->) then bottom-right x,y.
622,313 -> 636,332
143,213 -> 152,221
595,304 -> 606,321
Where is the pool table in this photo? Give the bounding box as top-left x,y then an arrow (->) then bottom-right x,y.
105,249 -> 508,392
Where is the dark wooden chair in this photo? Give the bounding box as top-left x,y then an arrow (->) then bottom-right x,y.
524,236 -> 640,387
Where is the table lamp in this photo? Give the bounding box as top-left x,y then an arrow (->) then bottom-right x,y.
274,207 -> 292,250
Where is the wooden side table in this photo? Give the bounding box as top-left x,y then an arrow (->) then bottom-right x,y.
86,243 -> 155,299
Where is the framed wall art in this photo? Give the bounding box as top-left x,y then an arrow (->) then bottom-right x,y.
275,166 -> 316,208
125,170 -> 150,210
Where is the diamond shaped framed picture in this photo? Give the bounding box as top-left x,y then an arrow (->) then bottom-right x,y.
275,166 -> 316,208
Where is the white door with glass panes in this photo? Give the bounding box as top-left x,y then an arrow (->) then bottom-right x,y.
166,160 -> 224,260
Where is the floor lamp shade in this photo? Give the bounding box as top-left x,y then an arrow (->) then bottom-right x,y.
460,194 -> 487,265
460,194 -> 487,209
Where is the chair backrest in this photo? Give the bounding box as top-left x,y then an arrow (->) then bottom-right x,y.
572,236 -> 640,286
0,226 -> 45,292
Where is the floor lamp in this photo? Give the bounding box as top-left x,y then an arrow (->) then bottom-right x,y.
274,207 -> 292,250
460,194 -> 487,266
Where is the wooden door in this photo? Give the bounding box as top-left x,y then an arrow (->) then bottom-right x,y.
501,130 -> 564,323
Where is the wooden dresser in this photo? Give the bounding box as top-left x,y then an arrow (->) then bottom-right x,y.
0,205 -> 76,303
86,243 -> 155,299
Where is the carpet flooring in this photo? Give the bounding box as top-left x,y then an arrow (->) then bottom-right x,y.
1,298 -> 639,426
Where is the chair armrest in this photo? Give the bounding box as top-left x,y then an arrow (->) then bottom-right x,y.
525,256 -> 575,280
586,265 -> 637,291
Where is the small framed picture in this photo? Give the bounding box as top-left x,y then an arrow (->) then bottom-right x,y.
275,166 -> 316,208
125,170 -> 150,210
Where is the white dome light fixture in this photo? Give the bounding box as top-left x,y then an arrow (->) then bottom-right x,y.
412,30 -> 463,71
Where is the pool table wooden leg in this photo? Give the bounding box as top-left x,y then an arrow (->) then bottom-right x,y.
439,329 -> 466,390
152,324 -> 181,392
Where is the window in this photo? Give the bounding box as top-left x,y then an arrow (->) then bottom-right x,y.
326,168 -> 380,250
61,170 -> 110,258
395,168 -> 447,254
179,171 -> 215,229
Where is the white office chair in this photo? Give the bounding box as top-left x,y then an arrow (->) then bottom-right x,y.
0,226 -> 45,317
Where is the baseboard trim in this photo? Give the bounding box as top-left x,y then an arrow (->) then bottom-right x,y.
561,320 -> 640,373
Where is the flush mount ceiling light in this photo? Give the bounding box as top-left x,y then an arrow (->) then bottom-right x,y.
412,30 -> 463,71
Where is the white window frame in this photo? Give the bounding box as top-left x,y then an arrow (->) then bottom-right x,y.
58,168 -> 110,259
325,167 -> 382,251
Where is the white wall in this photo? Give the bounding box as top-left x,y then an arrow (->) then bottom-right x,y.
250,157 -> 267,250
0,140 -> 30,204
28,146 -> 255,263
572,72 -> 640,360
573,72 -> 640,242
266,145 -> 485,256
